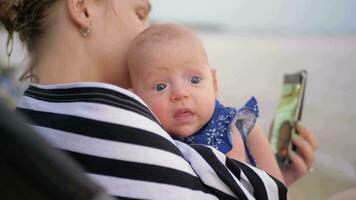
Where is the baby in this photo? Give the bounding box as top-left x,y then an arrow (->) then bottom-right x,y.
127,24 -> 259,165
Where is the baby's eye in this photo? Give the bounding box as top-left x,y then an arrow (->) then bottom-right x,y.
190,76 -> 201,84
155,83 -> 167,91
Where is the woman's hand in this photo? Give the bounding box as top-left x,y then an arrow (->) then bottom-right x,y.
248,125 -> 285,183
281,123 -> 318,186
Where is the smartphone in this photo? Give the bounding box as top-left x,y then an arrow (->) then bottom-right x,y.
270,70 -> 307,166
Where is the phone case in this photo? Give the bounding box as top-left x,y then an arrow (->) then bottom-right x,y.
270,70 -> 307,165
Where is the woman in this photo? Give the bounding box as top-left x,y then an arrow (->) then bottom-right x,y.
0,0 -> 314,198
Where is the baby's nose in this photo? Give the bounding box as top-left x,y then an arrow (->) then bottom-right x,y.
171,87 -> 189,102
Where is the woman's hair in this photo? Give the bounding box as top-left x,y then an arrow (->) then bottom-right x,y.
0,0 -> 58,80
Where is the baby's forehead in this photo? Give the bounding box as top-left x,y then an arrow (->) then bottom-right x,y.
132,24 -> 199,50
127,24 -> 209,72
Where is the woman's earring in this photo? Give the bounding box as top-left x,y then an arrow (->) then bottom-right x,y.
80,22 -> 91,37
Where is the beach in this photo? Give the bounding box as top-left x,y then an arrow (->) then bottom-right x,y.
199,32 -> 356,199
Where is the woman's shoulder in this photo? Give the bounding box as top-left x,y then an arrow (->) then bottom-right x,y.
27,82 -> 145,104
23,82 -> 157,118
17,82 -> 170,139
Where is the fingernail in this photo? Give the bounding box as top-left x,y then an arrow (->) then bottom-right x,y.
297,121 -> 304,128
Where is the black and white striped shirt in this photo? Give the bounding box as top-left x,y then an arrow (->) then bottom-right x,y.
16,82 -> 287,200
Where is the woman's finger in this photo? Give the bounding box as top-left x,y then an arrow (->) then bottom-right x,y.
288,151 -> 308,175
295,123 -> 318,151
291,135 -> 315,169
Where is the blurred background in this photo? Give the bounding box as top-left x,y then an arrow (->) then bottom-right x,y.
1,0 -> 356,199
150,0 -> 356,199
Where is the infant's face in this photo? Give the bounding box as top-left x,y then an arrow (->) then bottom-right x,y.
131,38 -> 217,137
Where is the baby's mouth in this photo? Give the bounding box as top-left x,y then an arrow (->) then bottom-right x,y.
174,108 -> 194,122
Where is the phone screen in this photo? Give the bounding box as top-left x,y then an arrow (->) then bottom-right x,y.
270,70 -> 307,165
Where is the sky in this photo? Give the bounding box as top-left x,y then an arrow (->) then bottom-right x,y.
151,0 -> 356,34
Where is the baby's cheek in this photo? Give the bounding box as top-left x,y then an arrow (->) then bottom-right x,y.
150,103 -> 169,122
149,101 -> 163,114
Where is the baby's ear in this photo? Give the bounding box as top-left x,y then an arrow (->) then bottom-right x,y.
210,69 -> 218,97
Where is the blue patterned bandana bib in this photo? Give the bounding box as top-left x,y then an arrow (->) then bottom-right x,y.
178,97 -> 259,166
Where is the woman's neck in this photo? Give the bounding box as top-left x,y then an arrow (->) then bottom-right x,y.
32,27 -> 101,84
34,47 -> 100,85
33,46 -> 131,88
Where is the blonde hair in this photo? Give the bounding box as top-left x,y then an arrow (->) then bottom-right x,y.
129,23 -> 197,50
127,23 -> 208,69
0,0 -> 58,80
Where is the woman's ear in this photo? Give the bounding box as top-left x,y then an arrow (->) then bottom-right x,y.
210,69 -> 218,98
67,0 -> 91,31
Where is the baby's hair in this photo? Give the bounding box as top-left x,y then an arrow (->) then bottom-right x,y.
133,24 -> 193,44
0,0 -> 58,80
127,23 -> 208,69
130,23 -> 194,47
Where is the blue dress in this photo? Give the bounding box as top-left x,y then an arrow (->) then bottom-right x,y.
178,97 -> 259,166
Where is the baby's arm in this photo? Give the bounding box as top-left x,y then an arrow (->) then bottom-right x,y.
226,126 -> 247,163
248,124 -> 285,183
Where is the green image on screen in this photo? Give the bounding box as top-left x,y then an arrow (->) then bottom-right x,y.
270,83 -> 302,164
